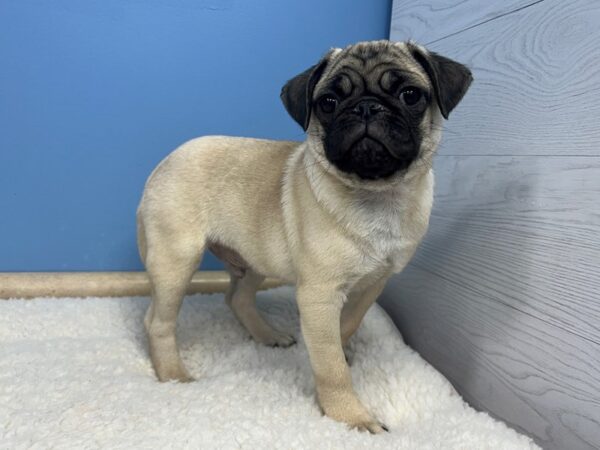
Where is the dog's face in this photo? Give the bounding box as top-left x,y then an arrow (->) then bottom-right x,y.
281,41 -> 472,183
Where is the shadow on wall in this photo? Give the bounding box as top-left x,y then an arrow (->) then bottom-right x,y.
380,157 -> 541,375
379,155 -> 568,443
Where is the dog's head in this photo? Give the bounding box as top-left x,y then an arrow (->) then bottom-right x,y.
281,40 -> 472,185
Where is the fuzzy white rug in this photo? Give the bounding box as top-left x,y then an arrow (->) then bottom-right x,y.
0,287 -> 539,449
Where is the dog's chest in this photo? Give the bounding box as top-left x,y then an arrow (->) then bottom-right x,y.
350,186 -> 432,272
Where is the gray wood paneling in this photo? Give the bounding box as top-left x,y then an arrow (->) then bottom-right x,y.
380,156 -> 600,449
398,0 -> 600,156
391,0 -> 536,44
383,1 -> 600,449
423,156 -> 599,343
381,265 -> 600,449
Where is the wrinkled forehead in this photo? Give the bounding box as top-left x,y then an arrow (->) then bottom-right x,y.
316,41 -> 430,96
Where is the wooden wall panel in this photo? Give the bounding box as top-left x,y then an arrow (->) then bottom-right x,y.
382,1 -> 600,449
391,0 -> 536,43
380,156 -> 600,449
396,0 -> 600,156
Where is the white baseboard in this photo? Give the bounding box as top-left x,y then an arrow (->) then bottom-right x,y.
0,271 -> 283,299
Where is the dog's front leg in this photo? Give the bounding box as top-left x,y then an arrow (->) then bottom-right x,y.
297,283 -> 387,433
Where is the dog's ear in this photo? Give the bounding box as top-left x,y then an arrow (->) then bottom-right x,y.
409,43 -> 473,119
280,50 -> 334,131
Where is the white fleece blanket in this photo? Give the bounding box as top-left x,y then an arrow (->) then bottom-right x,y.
0,287 -> 539,449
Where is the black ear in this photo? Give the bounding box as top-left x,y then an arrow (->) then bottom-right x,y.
280,51 -> 332,131
409,44 -> 473,119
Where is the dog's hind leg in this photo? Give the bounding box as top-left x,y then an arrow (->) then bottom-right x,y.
225,269 -> 296,348
340,276 -> 389,348
142,223 -> 204,382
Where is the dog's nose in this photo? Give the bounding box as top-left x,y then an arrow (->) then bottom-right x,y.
352,100 -> 386,119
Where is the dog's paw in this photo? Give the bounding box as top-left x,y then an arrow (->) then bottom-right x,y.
352,419 -> 389,434
155,365 -> 195,383
266,332 -> 297,348
321,398 -> 388,434
254,329 -> 296,348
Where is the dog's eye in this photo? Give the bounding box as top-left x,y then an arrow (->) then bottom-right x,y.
400,87 -> 422,106
319,95 -> 338,114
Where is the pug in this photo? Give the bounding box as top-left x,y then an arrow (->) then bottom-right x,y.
137,40 -> 472,433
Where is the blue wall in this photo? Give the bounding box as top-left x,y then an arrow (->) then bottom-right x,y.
0,0 -> 391,271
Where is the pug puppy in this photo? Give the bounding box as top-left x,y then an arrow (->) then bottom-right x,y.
137,40 -> 472,433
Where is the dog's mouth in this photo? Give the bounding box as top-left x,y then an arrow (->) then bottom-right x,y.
325,133 -> 416,180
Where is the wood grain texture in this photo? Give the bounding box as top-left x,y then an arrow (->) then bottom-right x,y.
418,0 -> 600,156
391,0 -> 537,43
428,156 -> 599,341
384,1 -> 600,449
380,266 -> 600,449
379,156 -> 600,449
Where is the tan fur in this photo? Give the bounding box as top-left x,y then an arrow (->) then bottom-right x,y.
137,41 -> 447,434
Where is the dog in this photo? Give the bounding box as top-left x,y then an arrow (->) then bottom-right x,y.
136,40 -> 472,433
